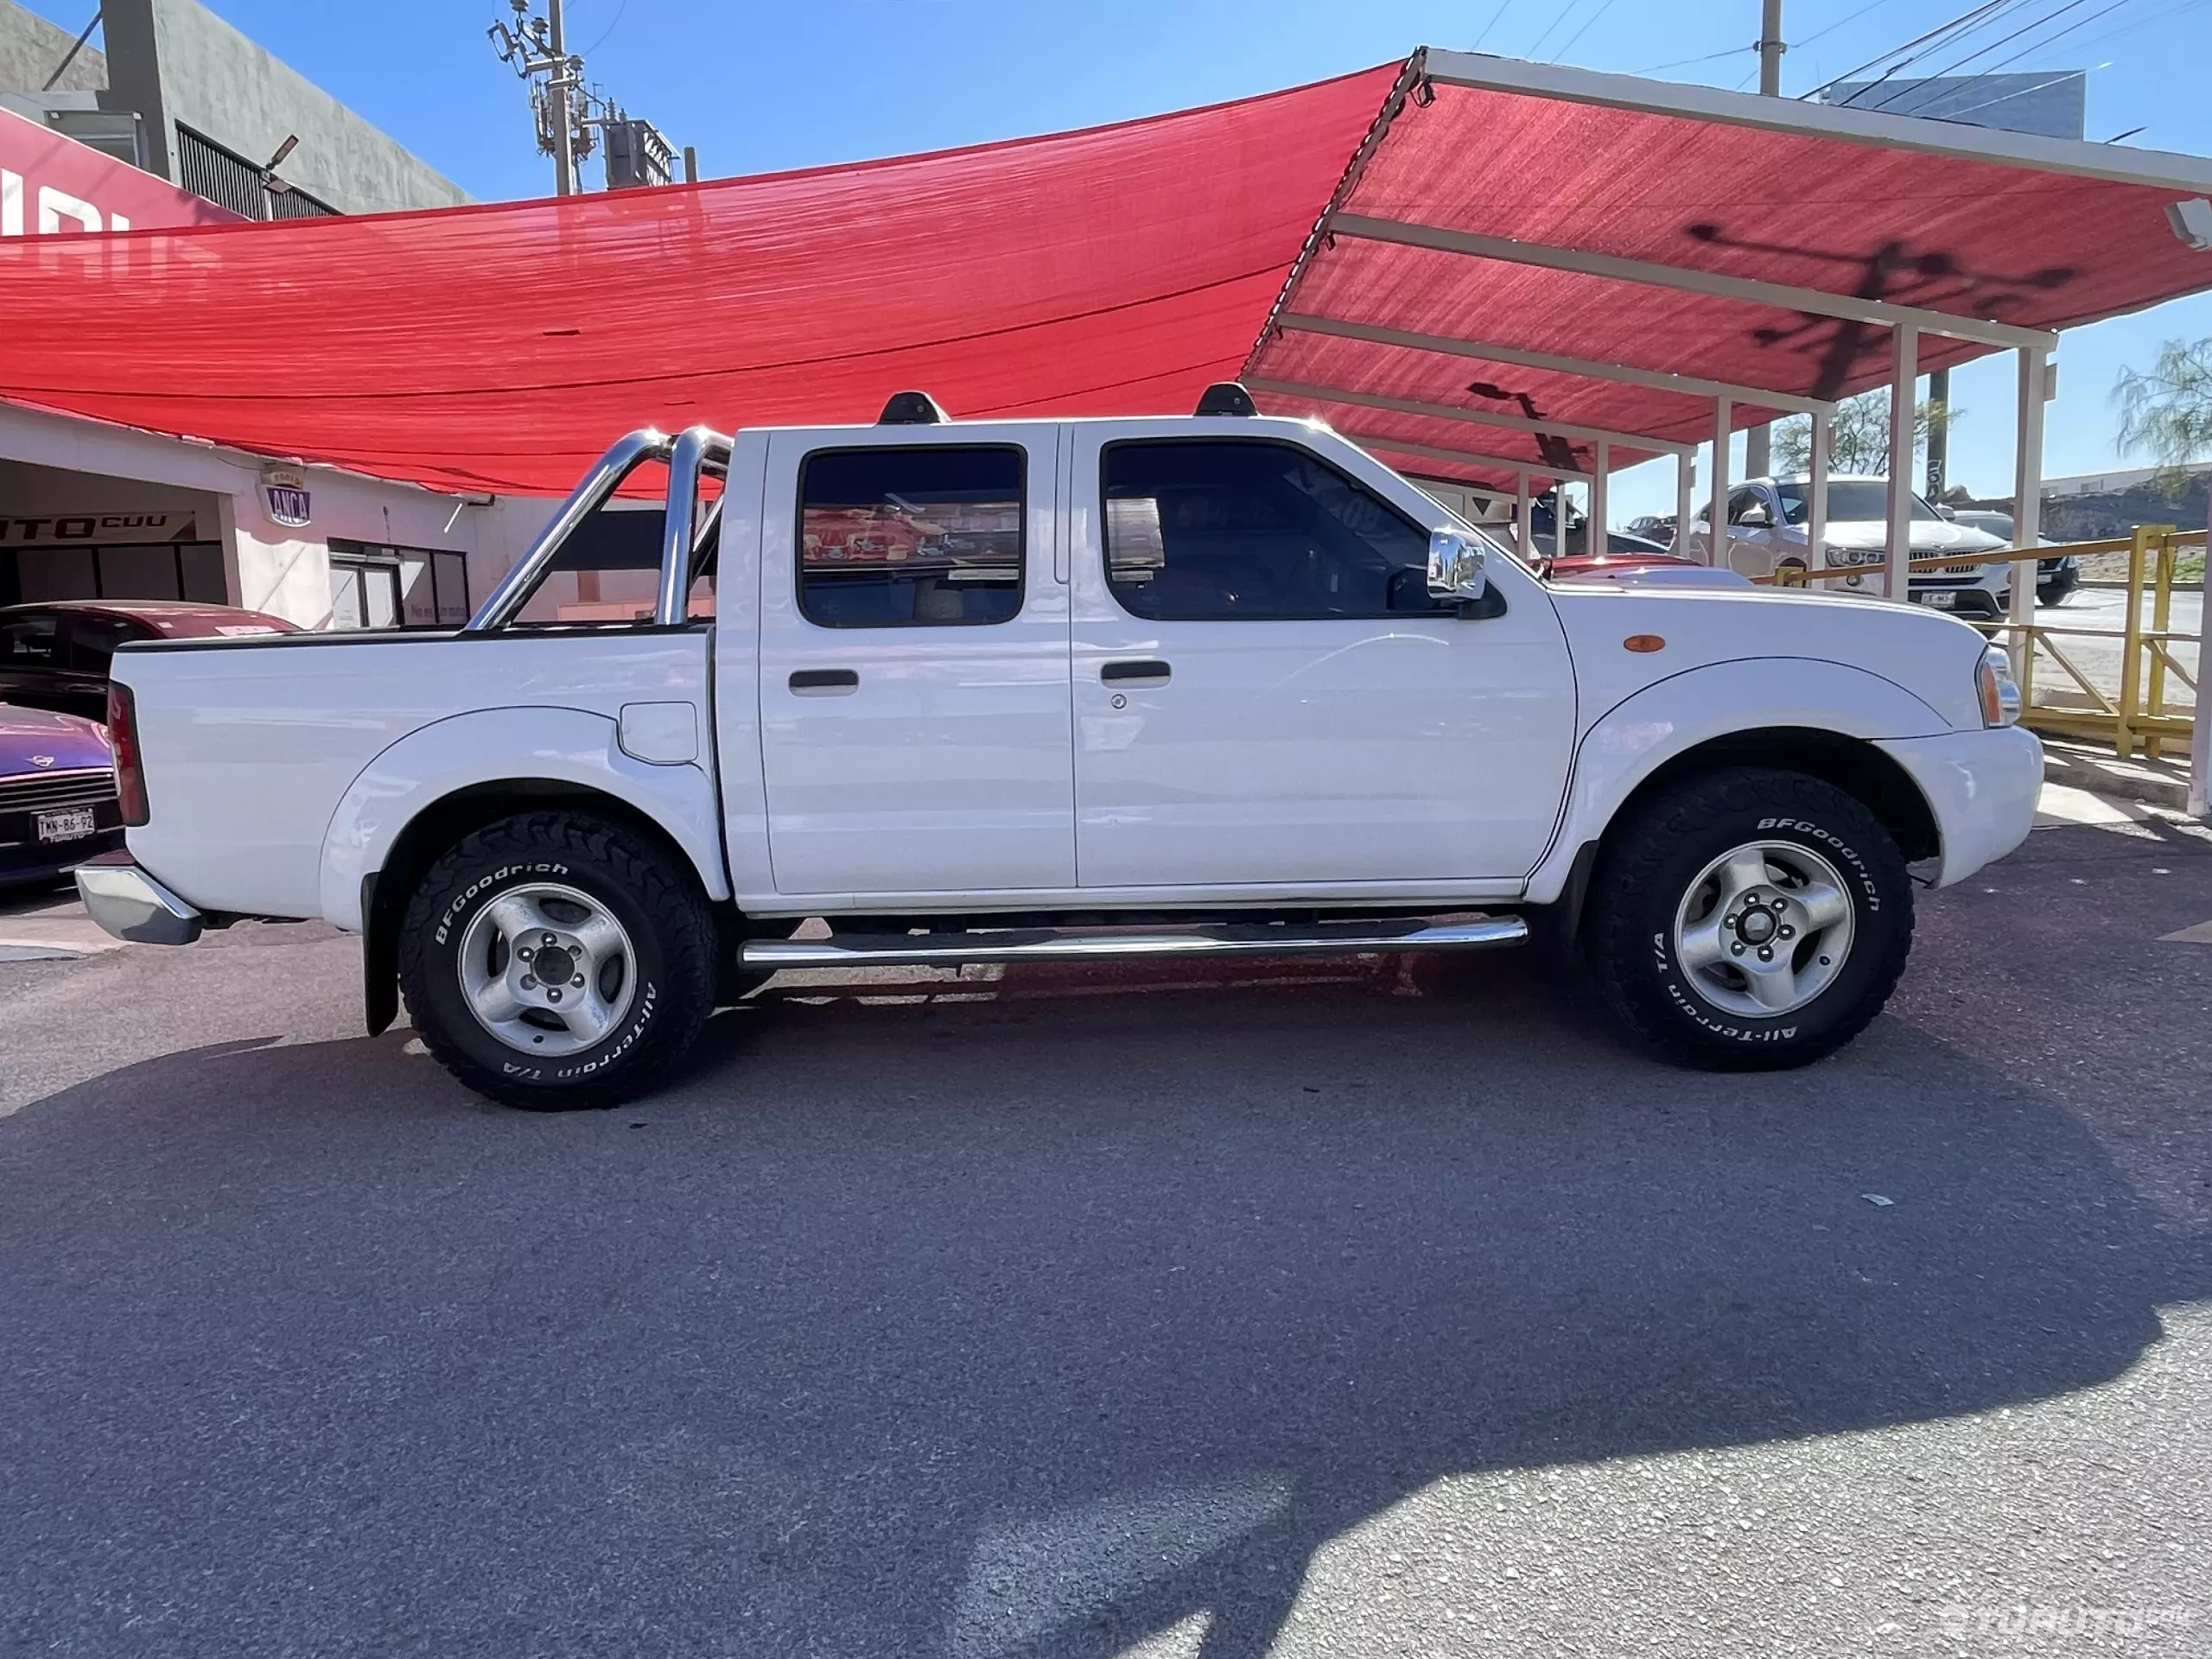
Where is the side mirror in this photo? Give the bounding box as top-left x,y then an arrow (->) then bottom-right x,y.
1427,527 -> 1505,620
1427,526 -> 1486,600
1737,502 -> 1771,527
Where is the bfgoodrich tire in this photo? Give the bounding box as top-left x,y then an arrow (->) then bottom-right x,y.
1586,766 -> 1913,1071
397,811 -> 718,1110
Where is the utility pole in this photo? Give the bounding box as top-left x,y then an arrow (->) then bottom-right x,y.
488,1 -> 588,197
1744,0 -> 1785,480
491,3 -> 684,196
1925,365 -> 1949,500
545,0 -> 575,196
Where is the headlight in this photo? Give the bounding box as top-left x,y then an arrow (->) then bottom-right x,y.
1823,544 -> 1851,567
1977,644 -> 2021,728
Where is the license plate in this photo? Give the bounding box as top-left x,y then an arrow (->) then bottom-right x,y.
35,807 -> 98,843
1913,590 -> 1960,608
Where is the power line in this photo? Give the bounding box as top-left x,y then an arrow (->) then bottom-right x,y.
1933,0 -> 2138,78
1632,43 -> 1749,73
579,0 -> 630,57
1549,0 -> 1620,63
1800,0 -> 2015,100
1836,0 -> 2037,106
1472,0 -> 1516,51
1523,0 -> 1589,60
2066,0 -> 2195,54
1856,0 -> 2106,111
1792,0 -> 1905,54
41,10 -> 102,91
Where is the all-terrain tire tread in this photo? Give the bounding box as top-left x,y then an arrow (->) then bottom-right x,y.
1586,766 -> 1914,1071
397,810 -> 718,1110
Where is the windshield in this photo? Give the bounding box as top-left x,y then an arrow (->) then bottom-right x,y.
1773,480 -> 1942,525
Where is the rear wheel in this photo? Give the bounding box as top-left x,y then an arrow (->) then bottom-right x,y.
397,811 -> 718,1109
1586,767 -> 1912,1071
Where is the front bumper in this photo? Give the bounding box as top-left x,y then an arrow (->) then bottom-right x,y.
1875,725 -> 2044,888
74,850 -> 205,945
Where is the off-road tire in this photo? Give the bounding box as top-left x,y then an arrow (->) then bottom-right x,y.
1586,766 -> 1913,1071
397,812 -> 718,1110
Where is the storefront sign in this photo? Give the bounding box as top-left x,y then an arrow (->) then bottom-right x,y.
0,105 -> 241,238
0,510 -> 198,545
261,466 -> 312,529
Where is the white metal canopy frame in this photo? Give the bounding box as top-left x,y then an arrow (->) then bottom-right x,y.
1243,47 -> 2212,631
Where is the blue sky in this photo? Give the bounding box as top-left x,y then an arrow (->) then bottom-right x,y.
29,0 -> 2212,518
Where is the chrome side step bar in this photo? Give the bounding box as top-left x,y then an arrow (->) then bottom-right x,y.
742,916 -> 1527,970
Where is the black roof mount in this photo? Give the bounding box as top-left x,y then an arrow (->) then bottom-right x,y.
878,390 -> 949,425
1194,381 -> 1258,417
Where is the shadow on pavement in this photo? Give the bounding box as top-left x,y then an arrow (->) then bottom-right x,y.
2,952 -> 2205,1658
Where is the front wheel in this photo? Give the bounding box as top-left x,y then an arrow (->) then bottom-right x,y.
1586,767 -> 1913,1071
397,811 -> 719,1109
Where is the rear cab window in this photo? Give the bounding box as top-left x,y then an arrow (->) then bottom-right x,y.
0,612 -> 64,670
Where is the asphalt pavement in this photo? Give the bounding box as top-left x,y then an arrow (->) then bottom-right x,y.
3,798 -> 2212,1658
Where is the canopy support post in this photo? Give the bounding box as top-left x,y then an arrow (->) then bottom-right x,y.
1808,409 -> 1830,579
1676,454 -> 1694,559
2009,345 -> 2048,683
1515,469 -> 1534,561
1590,441 -> 1610,559
2194,486 -> 2211,818
1711,397 -> 1732,569
1885,324 -> 1918,601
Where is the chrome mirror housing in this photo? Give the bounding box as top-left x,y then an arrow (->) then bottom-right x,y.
1427,527 -> 1489,604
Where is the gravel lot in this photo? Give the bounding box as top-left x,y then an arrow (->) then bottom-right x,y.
3,803 -> 2210,1658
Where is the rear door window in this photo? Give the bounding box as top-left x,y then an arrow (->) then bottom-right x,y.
798,447 -> 1025,628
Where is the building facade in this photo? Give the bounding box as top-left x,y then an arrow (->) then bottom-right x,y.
1,0 -> 470,217
0,0 -> 529,630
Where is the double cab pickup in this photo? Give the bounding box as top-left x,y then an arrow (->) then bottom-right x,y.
76,389 -> 2043,1109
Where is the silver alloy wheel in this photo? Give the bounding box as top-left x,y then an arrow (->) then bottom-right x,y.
455,882 -> 636,1058
1670,840 -> 1856,1020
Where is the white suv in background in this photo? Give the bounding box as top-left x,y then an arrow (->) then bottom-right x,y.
1687,475 -> 2012,617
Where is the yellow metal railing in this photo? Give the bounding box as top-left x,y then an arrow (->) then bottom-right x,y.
1751,526 -> 2204,761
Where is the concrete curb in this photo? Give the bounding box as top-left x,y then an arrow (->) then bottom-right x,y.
2040,740 -> 2191,813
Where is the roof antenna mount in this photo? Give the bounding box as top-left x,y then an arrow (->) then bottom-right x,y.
1195,381 -> 1258,417
878,390 -> 949,425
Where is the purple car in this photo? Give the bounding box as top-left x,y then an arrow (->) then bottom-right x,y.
0,702 -> 123,888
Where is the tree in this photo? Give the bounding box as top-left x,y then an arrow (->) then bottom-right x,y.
2114,338 -> 2212,489
1772,391 -> 1952,477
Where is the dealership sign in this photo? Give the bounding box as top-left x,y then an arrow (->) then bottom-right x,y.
0,510 -> 199,545
261,465 -> 312,528
0,104 -> 241,238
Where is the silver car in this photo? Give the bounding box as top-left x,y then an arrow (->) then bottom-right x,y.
1686,475 -> 2012,616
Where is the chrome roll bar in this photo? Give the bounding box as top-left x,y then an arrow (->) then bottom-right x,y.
656,425 -> 732,626
464,428 -> 673,632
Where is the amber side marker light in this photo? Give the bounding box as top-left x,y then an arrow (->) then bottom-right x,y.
1624,634 -> 1666,653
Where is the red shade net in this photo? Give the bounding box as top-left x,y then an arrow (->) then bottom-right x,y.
4,52 -> 2211,502
0,67 -> 1396,495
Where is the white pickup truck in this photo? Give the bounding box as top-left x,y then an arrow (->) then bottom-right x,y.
75,389 -> 2043,1109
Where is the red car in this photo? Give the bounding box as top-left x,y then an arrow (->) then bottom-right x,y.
0,600 -> 297,724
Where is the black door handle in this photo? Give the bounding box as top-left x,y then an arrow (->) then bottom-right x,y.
1101,659 -> 1172,683
789,668 -> 859,693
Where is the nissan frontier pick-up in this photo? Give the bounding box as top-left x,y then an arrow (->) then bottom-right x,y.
75,387 -> 2043,1109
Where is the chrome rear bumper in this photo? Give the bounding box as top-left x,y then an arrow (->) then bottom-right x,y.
73,851 -> 205,945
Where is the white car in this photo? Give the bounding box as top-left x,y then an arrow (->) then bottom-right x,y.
1687,475 -> 2014,616
76,391 -> 2042,1109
